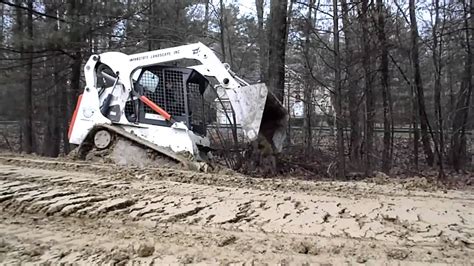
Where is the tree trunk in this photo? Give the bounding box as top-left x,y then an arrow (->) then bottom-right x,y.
117,0 -> 132,48
225,15 -> 234,67
360,0 -> 374,175
0,3 -> 4,47
24,0 -> 34,154
204,0 -> 210,31
14,0 -> 24,152
46,61 -> 61,157
147,0 -> 156,51
42,2 -> 61,157
66,0 -> 83,154
448,51 -> 455,128
285,0 -> 294,42
43,86 -> 60,156
219,0 -> 226,62
50,7 -> 69,155
267,0 -> 288,102
412,80 -> 420,169
340,0 -> 362,167
432,0 -> 445,177
450,0 -> 473,171
303,0 -> 315,155
376,0 -> 392,173
409,0 -> 434,166
256,0 -> 267,82
333,0 -> 345,179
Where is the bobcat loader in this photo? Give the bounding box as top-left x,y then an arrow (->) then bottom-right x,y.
68,42 -> 287,171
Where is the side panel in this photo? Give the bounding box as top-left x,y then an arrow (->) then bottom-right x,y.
68,94 -> 83,140
68,87 -> 110,145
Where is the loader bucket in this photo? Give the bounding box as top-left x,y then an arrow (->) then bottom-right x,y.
225,83 -> 288,152
259,91 -> 288,152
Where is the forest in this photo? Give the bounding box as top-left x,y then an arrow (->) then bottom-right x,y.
0,0 -> 472,179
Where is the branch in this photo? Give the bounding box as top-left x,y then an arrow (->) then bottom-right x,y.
0,46 -> 73,58
388,52 -> 412,87
0,0 -> 66,22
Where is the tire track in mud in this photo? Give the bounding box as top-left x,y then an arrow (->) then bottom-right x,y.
0,159 -> 473,264
1,154 -> 473,200
0,162 -> 473,241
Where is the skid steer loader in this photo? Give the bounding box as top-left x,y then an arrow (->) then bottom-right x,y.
68,42 -> 288,171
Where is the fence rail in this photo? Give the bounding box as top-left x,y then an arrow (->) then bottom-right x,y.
0,121 -> 21,125
1,120 -> 472,136
208,124 -> 474,136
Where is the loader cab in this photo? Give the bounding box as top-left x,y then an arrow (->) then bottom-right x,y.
126,65 -> 211,136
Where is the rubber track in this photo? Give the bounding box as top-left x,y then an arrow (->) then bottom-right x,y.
78,124 -> 211,171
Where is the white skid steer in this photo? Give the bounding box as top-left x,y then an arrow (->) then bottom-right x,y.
68,42 -> 288,171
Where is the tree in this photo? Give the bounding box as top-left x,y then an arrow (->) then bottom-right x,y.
17,0 -> 34,154
450,0 -> 473,171
431,0 -> 445,178
256,0 -> 267,82
376,0 -> 392,173
333,0 -> 345,179
66,0 -> 83,154
41,0 -> 63,157
360,0 -> 374,175
26,0 -> 34,151
0,2 -> 4,49
219,0 -> 227,62
409,0 -> 434,166
267,0 -> 288,102
204,0 -> 210,31
340,0 -> 362,167
303,0 -> 315,155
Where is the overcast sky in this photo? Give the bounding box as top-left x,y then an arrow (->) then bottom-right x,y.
235,0 -> 260,15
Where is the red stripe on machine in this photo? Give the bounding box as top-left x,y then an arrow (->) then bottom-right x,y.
68,94 -> 83,140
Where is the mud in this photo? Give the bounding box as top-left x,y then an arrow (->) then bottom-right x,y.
0,155 -> 473,265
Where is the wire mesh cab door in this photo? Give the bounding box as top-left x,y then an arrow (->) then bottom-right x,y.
126,66 -> 210,135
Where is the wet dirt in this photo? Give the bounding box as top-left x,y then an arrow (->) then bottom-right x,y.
0,154 -> 473,265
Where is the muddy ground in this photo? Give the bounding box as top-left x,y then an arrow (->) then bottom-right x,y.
0,154 -> 473,265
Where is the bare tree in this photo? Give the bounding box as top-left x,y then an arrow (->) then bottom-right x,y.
333,0 -> 345,179
267,0 -> 288,102
0,2 -> 4,48
11,0 -> 24,151
303,0 -> 315,154
219,0 -> 227,62
431,0 -> 445,177
24,0 -> 34,153
450,0 -> 473,171
202,0 -> 209,32
360,0 -> 374,175
341,0 -> 362,167
285,0 -> 294,44
256,0 -> 267,82
147,0 -> 154,50
376,0 -> 392,173
66,0 -> 83,153
409,0 -> 434,166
